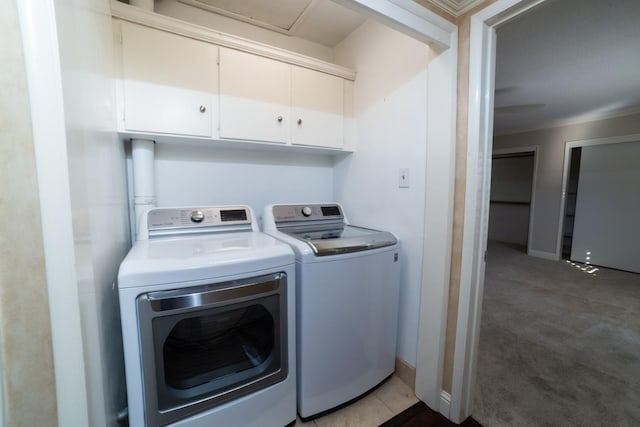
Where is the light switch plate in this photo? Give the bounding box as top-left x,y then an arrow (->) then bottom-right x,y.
399,168 -> 410,188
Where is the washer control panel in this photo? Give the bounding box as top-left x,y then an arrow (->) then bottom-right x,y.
147,206 -> 251,230
272,204 -> 343,223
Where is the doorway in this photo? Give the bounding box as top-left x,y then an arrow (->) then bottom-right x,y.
561,146 -> 581,259
488,148 -> 537,254
453,0 -> 640,422
559,134 -> 640,273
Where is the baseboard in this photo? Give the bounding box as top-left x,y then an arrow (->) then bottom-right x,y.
395,357 -> 416,389
439,390 -> 451,418
395,358 -> 451,418
528,249 -> 558,261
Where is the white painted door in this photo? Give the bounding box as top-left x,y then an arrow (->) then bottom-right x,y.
571,140 -> 640,273
291,66 -> 344,149
120,22 -> 217,137
219,47 -> 290,143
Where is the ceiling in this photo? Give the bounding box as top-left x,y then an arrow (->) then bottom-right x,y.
168,0 -> 640,135
494,0 -> 640,134
177,0 -> 367,47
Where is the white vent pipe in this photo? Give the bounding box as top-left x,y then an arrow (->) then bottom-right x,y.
131,138 -> 156,235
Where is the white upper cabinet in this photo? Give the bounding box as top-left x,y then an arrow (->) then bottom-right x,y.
219,47 -> 345,149
291,66 -> 344,149
112,9 -> 355,152
118,21 -> 218,137
219,48 -> 291,144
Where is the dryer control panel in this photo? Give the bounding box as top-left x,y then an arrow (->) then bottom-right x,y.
145,206 -> 253,236
148,207 -> 251,229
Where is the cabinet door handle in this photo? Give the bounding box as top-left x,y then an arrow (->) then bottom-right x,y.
297,118 -> 302,125
199,105 -> 206,113
277,115 -> 283,123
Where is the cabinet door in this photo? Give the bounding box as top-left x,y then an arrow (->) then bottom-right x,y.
120,22 -> 217,137
291,67 -> 344,149
219,48 -> 290,143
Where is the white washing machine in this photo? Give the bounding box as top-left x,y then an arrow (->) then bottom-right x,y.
262,203 -> 401,420
118,206 -> 296,427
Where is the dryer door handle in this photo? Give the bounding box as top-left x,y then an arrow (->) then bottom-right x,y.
145,272 -> 284,312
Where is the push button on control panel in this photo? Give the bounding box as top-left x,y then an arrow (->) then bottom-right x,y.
301,206 -> 313,217
190,210 -> 205,223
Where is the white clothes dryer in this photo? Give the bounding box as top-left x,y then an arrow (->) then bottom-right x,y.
118,206 -> 296,427
263,203 -> 401,420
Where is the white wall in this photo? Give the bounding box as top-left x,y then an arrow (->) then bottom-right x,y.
154,144 -> 335,224
333,20 -> 434,366
493,112 -> 640,258
571,140 -> 640,273
54,0 -> 130,425
154,0 -> 334,62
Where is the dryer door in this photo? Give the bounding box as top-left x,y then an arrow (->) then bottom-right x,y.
136,272 -> 288,426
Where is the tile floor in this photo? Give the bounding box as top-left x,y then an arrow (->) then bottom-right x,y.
295,375 -> 419,427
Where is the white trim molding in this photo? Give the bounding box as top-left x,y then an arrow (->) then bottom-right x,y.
493,106 -> 640,137
16,0 -> 89,425
450,0 -> 546,423
0,327 -> 4,426
528,249 -> 557,261
337,0 -> 456,49
440,391 -> 452,418
395,357 -> 417,389
415,27 -> 458,414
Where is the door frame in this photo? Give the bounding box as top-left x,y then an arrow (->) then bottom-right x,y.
556,132 -> 640,260
491,146 -> 539,255
449,0 -> 547,422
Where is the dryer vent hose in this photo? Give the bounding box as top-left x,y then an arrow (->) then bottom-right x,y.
132,138 -> 156,232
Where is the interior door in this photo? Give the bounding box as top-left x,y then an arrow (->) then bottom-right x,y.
570,140 -> 640,273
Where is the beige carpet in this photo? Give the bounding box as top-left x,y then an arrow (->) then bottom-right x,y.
472,241 -> 640,427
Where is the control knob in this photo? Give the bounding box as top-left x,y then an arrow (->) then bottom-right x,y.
190,210 -> 205,223
301,206 -> 313,217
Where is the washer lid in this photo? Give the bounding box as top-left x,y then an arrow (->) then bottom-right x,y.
281,224 -> 397,256
118,231 -> 293,287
